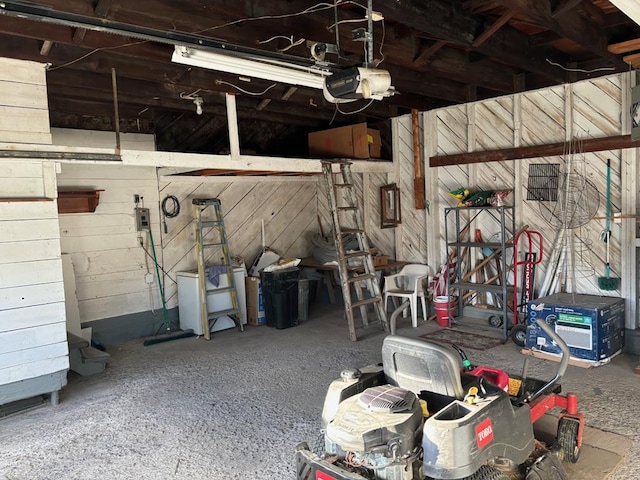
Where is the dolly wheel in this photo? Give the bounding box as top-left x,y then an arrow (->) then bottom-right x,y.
556,417 -> 581,463
461,465 -> 510,480
511,324 -> 527,347
488,315 -> 503,328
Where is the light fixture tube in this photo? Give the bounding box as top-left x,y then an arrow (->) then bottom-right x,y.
172,45 -> 330,90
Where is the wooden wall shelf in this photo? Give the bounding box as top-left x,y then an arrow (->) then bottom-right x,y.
58,189 -> 104,214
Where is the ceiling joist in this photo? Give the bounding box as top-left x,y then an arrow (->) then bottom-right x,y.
0,0 -> 635,157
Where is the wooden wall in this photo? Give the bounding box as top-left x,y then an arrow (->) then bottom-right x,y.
57,163 -> 162,323
159,176 -> 319,309
393,116 -> 428,264
0,161 -> 69,387
408,72 -> 637,328
52,129 -> 163,325
0,58 -> 51,145
316,170 -> 397,262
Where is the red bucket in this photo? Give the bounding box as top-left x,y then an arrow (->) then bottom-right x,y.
434,296 -> 454,327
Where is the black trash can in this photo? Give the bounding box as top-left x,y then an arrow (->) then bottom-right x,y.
260,267 -> 300,329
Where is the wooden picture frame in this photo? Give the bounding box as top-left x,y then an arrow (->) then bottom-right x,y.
380,183 -> 401,228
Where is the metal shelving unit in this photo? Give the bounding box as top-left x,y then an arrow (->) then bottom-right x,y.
444,205 -> 515,339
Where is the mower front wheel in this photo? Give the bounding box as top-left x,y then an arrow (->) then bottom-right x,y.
556,417 -> 581,463
461,465 -> 510,480
511,324 -> 527,347
525,453 -> 568,480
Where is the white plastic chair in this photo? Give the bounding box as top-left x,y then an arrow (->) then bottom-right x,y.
383,264 -> 430,328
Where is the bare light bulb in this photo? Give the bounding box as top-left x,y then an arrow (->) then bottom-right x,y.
193,96 -> 203,115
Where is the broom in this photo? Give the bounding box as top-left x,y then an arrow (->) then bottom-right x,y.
143,228 -> 195,346
598,159 -> 620,290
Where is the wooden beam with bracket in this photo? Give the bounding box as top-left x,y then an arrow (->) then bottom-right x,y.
430,134 -> 639,166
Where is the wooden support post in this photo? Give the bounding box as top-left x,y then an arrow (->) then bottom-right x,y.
111,68 -> 121,155
225,93 -> 240,160
411,109 -> 425,210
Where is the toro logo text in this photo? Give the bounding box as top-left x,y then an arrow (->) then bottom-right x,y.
475,418 -> 494,449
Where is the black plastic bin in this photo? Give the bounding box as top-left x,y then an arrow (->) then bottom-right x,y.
260,267 -> 300,329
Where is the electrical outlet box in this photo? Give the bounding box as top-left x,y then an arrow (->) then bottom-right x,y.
135,207 -> 151,231
144,273 -> 154,284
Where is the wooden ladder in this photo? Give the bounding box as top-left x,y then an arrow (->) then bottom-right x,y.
321,161 -> 388,341
192,198 -> 243,340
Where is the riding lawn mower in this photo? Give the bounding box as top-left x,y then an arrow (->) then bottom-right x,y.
296,319 -> 583,480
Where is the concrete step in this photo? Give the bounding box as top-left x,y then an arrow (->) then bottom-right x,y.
67,332 -> 110,376
67,332 -> 89,350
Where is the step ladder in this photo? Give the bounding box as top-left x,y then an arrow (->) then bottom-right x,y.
192,198 -> 243,340
321,161 -> 388,341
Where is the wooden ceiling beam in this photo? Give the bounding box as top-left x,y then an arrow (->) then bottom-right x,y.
622,52 -> 640,68
0,0 -> 513,102
48,96 -> 155,120
73,0 -> 113,44
416,48 -> 516,93
430,134 -> 638,166
472,11 -> 515,48
46,82 -> 344,126
0,36 -> 334,115
576,0 -> 606,26
609,38 -> 640,54
375,0 -> 566,81
0,16 -> 456,108
49,110 -> 155,133
552,0 -> 584,18
62,0 -> 474,97
46,68 -> 407,127
490,0 -> 627,69
604,11 -> 634,29
412,40 -> 446,67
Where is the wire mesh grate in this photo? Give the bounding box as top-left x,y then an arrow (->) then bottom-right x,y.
527,163 -> 560,201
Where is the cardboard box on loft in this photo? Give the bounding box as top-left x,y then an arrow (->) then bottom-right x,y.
308,122 -> 381,159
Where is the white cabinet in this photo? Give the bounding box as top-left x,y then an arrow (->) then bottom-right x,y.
176,268 -> 247,335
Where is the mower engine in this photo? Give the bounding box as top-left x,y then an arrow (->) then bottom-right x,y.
323,384 -> 423,480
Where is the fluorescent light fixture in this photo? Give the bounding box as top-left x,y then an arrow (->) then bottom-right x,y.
172,45 -> 331,90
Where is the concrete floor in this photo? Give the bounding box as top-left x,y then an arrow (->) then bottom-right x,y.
0,303 -> 638,479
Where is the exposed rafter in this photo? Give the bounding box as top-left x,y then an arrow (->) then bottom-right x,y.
0,0 -> 634,157
490,0 -> 627,69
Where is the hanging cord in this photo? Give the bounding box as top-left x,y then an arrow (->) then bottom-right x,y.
215,79 -> 277,96
161,195 -> 181,234
141,232 -> 156,315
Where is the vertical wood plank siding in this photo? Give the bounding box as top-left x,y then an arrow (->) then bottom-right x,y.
418,73 -> 631,313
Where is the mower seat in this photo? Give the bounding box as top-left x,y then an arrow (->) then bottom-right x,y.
382,335 -> 464,400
